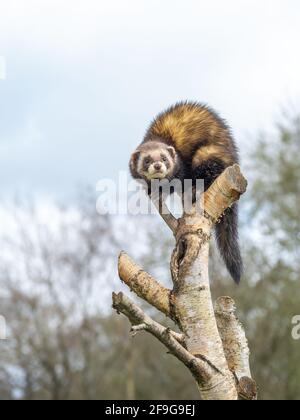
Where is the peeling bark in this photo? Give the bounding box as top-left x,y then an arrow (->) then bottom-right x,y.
118,252 -> 172,318
112,292 -> 208,382
113,165 -> 257,400
215,296 -> 258,400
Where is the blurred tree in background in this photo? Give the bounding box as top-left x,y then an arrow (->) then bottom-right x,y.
211,113 -> 300,400
0,115 -> 299,400
246,114 -> 300,400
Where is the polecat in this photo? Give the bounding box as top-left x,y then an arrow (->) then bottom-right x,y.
130,101 -> 243,284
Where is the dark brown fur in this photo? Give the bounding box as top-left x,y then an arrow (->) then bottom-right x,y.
130,101 -> 243,284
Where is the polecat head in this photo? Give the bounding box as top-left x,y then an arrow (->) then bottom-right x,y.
130,141 -> 178,181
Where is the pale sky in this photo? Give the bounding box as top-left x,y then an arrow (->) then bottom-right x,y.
0,0 -> 300,200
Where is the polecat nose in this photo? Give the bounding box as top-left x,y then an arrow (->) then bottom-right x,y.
154,163 -> 162,171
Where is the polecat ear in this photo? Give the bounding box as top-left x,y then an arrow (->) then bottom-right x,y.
167,146 -> 176,159
130,151 -> 141,168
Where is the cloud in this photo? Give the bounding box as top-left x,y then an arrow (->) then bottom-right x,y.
0,0 -> 299,198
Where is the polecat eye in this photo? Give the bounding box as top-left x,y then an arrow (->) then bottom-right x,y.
162,156 -> 167,162
144,158 -> 151,165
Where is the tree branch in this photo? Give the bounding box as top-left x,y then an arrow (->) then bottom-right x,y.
168,165 -> 248,400
112,292 -> 217,383
113,165 -> 257,400
130,323 -> 185,346
203,164 -> 248,222
118,252 -> 172,318
151,193 -> 178,233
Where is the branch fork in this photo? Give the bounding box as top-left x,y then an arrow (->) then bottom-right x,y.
112,165 -> 257,400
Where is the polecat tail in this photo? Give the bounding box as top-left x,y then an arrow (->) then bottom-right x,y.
215,204 -> 243,284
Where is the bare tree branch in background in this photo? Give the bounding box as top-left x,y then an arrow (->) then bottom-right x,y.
0,199 -> 119,400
